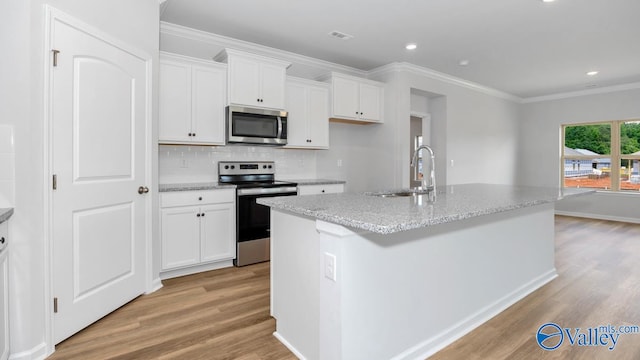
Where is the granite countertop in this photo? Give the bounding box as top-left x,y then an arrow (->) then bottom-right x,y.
0,208 -> 14,224
286,179 -> 346,186
257,183 -> 594,234
159,182 -> 236,192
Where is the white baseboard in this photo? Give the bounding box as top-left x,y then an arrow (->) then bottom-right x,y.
9,342 -> 47,360
393,269 -> 558,360
554,211 -> 640,224
159,260 -> 234,280
146,277 -> 163,294
273,331 -> 306,360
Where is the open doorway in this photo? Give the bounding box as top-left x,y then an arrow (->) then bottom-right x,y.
410,116 -> 423,188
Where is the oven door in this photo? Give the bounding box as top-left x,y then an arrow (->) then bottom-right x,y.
227,106 -> 288,145
235,187 -> 297,266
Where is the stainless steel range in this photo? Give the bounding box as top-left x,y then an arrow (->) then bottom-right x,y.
218,161 -> 298,266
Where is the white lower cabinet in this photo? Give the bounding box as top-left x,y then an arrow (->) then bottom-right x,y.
297,183 -> 344,195
160,189 -> 235,278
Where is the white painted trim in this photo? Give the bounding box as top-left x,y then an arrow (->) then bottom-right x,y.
273,332 -> 308,360
393,269 -> 558,360
160,51 -> 227,69
8,341 -> 47,360
160,22 -> 367,77
368,62 -> 523,103
146,278 -> 164,294
42,6 -> 154,354
522,81 -> 640,103
554,211 -> 640,224
409,111 -> 430,119
159,260 -> 234,280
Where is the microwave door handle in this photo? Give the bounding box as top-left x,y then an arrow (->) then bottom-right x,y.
277,117 -> 283,138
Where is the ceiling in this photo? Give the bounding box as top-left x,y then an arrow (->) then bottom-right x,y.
160,0 -> 640,99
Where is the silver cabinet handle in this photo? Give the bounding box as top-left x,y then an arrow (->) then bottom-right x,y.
138,186 -> 149,194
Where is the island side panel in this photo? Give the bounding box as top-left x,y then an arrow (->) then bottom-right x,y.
271,209 -> 321,359
317,203 -> 556,360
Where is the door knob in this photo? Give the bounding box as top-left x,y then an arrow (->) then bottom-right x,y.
138,186 -> 149,194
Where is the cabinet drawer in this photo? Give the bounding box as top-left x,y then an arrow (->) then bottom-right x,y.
297,184 -> 344,196
160,189 -> 235,208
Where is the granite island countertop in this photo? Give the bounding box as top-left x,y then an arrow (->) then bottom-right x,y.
257,183 -> 594,234
0,208 -> 14,224
159,182 -> 236,192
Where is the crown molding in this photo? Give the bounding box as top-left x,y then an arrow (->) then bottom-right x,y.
521,81 -> 640,103
160,21 -> 367,77
368,62 -> 523,103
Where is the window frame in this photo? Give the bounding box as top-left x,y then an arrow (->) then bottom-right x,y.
561,119 -> 640,192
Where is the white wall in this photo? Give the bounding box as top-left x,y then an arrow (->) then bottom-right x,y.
1,0 -> 159,357
519,88 -> 640,222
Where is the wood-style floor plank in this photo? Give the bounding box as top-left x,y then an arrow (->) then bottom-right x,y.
49,216 -> 640,359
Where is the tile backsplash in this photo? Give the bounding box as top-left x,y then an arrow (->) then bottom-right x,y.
159,145 -> 318,184
0,125 -> 15,207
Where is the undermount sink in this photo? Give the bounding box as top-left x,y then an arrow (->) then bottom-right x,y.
369,190 -> 430,198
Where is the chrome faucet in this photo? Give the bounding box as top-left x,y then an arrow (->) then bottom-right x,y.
411,145 -> 436,201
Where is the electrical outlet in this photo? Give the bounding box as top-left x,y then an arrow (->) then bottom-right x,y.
324,252 -> 337,282
337,159 -> 343,167
450,159 -> 454,167
180,159 -> 188,168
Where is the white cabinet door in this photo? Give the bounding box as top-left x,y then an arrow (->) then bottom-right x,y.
222,49 -> 290,110
200,203 -> 236,263
192,65 -> 226,144
159,61 -> 191,142
332,76 -> 359,119
284,81 -> 308,147
359,83 -> 383,122
285,78 -> 329,149
260,62 -> 287,110
228,56 -> 261,107
161,207 -> 200,270
159,53 -> 227,145
307,86 -> 329,148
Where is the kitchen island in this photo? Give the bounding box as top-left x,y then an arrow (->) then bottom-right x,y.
258,184 -> 592,360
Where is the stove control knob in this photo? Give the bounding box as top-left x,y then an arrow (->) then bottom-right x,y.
231,165 -> 235,169
263,165 -> 267,169
224,165 -> 229,170
268,165 -> 273,169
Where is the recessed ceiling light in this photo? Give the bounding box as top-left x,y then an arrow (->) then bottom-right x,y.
542,0 -> 555,3
405,43 -> 417,50
328,31 -> 354,41
459,59 -> 470,66
586,71 -> 599,76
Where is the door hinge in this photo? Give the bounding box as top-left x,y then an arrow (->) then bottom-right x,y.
53,297 -> 58,313
52,174 -> 57,190
52,49 -> 60,67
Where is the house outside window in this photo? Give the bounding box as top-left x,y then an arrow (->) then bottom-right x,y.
562,120 -> 640,192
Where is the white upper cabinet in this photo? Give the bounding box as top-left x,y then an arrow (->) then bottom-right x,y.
285,77 -> 329,149
159,52 -> 226,145
323,72 -> 384,123
215,49 -> 290,110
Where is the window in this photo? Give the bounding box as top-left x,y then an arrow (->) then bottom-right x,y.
562,120 -> 640,192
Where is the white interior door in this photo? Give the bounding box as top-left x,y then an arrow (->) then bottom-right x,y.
50,16 -> 149,344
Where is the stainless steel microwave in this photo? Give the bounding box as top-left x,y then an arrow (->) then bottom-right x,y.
226,106 -> 288,146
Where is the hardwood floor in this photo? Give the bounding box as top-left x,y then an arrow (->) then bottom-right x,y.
49,216 -> 640,359
49,262 -> 296,360
431,216 -> 640,360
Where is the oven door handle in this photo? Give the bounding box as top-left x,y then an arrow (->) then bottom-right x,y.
237,187 -> 298,196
